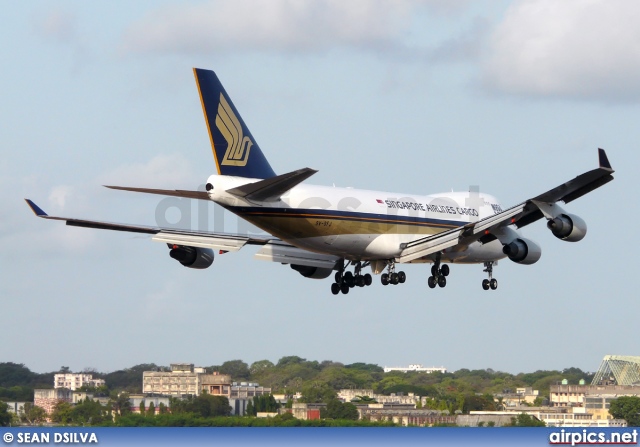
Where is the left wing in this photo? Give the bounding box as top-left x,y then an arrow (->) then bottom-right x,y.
397,149 -> 614,263
24,199 -> 339,267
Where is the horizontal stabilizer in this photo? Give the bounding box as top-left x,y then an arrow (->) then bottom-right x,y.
226,167 -> 317,202
104,186 -> 209,200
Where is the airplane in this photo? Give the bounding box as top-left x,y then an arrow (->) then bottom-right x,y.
25,68 -> 615,294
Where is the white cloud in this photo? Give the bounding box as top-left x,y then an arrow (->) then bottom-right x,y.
48,185 -> 74,211
121,0 -> 466,56
480,0 -> 640,102
35,9 -> 77,43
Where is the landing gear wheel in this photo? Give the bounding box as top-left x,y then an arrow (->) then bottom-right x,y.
364,273 -> 372,286
482,279 -> 490,290
356,276 -> 365,287
340,283 -> 350,294
490,278 -> 498,290
441,264 -> 450,277
334,272 -> 343,283
398,271 -> 406,283
344,271 -> 353,287
331,283 -> 340,295
428,276 -> 437,289
381,273 -> 389,286
431,265 -> 438,276
437,276 -> 447,288
390,273 -> 399,285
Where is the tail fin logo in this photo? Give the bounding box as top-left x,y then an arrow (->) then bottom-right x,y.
215,93 -> 253,167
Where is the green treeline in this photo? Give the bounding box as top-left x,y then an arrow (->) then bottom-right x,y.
0,358 -> 596,427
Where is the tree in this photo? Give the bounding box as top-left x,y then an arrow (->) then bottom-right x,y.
219,360 -> 250,380
249,360 -> 274,376
158,402 -> 168,414
321,399 -> 359,420
72,399 -> 108,425
110,392 -> 132,416
139,400 -> 145,414
609,396 -> 640,426
300,383 -> 336,403
147,402 -> 155,417
277,356 -> 306,368
0,401 -> 11,427
23,403 -> 47,425
186,394 -> 232,418
509,413 -> 545,427
51,401 -> 74,424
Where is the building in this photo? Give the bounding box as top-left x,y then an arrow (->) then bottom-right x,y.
4,402 -> 28,416
383,364 -> 446,374
468,409 -> 627,428
592,355 -> 640,386
34,388 -> 73,415
338,388 -> 425,406
142,363 -> 272,409
549,382 -> 640,424
54,373 -> 105,391
129,395 -> 171,414
359,405 -> 455,426
142,363 -> 232,397
495,387 -> 540,407
283,403 -> 323,420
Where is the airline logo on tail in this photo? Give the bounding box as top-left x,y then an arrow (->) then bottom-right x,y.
216,93 -> 253,167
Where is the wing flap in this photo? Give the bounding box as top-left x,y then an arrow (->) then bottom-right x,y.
254,241 -> 339,269
226,167 -> 317,202
152,231 -> 251,252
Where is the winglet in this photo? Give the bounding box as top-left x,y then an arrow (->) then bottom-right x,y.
25,199 -> 48,217
598,148 -> 613,171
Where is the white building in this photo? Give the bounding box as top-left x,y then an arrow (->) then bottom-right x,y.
383,364 -> 446,374
54,373 -> 105,391
143,363 -> 236,397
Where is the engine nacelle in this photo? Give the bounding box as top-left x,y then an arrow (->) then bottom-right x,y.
169,245 -> 214,269
502,238 -> 542,265
547,213 -> 587,242
290,264 -> 333,279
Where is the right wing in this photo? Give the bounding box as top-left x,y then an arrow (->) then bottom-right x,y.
397,149 -> 614,263
24,199 -> 339,268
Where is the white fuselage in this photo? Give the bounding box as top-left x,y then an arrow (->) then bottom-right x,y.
207,174 -> 508,264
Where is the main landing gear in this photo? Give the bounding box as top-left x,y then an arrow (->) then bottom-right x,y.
331,261 -> 373,295
427,256 -> 449,289
380,261 -> 406,286
482,261 -> 498,291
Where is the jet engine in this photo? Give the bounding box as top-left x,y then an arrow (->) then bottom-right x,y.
290,264 -> 333,279
169,245 -> 214,269
502,238 -> 542,265
547,213 -> 587,242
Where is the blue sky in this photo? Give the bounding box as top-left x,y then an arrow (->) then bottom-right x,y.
2,0 -> 638,375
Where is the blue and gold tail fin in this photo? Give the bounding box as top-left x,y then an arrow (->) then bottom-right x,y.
193,68 -> 276,179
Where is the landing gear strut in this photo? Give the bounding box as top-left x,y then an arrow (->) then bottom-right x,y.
482,261 -> 498,291
381,261 -> 406,286
428,255 -> 449,289
331,261 -> 372,295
